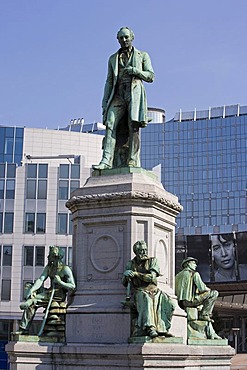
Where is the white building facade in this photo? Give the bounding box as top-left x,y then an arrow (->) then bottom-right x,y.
0,125 -> 103,341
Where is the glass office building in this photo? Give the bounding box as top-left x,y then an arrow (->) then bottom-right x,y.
141,104 -> 247,350
142,104 -> 247,236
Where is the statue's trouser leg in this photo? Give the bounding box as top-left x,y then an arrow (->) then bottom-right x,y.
19,304 -> 38,331
100,99 -> 126,167
190,290 -> 218,317
200,290 -> 218,316
128,121 -> 140,167
135,290 -> 156,332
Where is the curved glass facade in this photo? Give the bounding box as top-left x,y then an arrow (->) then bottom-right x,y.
142,106 -> 247,236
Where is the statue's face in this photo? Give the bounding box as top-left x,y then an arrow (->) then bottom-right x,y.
117,28 -> 132,49
187,260 -> 197,271
136,243 -> 148,260
48,246 -> 60,266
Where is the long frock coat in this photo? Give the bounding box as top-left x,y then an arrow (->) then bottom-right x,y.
102,47 -> 155,127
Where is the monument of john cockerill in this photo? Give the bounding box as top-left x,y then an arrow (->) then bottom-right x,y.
6,27 -> 234,370
93,26 -> 154,170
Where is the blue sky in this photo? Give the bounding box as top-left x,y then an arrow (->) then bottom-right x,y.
1,0 -> 247,128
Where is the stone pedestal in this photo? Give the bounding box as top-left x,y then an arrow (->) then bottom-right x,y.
65,168 -> 185,343
6,341 -> 235,370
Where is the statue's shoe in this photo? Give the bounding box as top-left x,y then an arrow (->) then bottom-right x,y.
211,334 -> 222,339
148,328 -> 158,338
127,161 -> 138,167
13,329 -> 29,335
93,162 -> 111,170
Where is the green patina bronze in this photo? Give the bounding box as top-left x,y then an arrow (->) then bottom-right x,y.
122,240 -> 175,339
175,257 -> 222,341
14,246 -> 76,339
93,27 -> 154,170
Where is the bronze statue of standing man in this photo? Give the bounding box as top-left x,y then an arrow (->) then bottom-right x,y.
93,27 -> 154,170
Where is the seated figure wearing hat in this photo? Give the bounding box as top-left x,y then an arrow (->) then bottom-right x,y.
175,257 -> 221,340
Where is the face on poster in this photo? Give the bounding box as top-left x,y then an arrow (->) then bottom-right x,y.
183,232 -> 247,283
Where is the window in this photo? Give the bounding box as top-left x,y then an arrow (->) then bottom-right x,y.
4,137 -> 13,155
26,164 -> 48,199
71,164 -> 80,179
36,213 -> 46,233
70,180 -> 80,195
69,213 -> 73,235
0,213 -> 2,233
58,163 -> 81,199
0,164 -> 5,178
57,213 -> 68,234
0,180 -> 4,199
1,280 -> 11,300
7,164 -> 16,178
3,245 -> 12,266
25,213 -> 35,233
59,180 -> 69,200
4,213 -> 13,233
24,245 -> 45,267
27,164 -> 37,178
37,180 -> 47,199
6,179 -> 15,199
58,246 -> 72,266
24,246 -> 34,266
35,246 -> 45,266
26,179 -> 36,199
38,164 -> 48,178
59,164 -> 69,179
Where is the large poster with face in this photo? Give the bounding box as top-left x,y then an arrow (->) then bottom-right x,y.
176,232 -> 247,283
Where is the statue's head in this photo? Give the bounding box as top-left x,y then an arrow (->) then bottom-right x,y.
48,246 -> 63,265
181,257 -> 198,271
133,240 -> 148,261
117,27 -> 134,49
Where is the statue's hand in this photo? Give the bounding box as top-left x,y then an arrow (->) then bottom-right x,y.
125,66 -> 134,75
26,290 -> 36,299
123,270 -> 137,278
54,275 -> 62,285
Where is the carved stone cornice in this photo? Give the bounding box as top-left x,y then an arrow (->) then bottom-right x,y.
66,190 -> 183,213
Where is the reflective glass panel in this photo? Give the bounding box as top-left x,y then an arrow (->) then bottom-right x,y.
25,213 -> 35,233
70,180 -> 80,194
59,164 -> 69,179
38,164 -> 48,178
0,164 -> 5,178
26,180 -> 36,199
36,213 -> 46,233
6,180 -> 15,199
3,245 -> 12,265
4,213 -> 13,233
1,280 -> 11,301
4,138 -> 13,155
0,180 -> 4,199
24,246 -> 34,266
27,164 -> 37,178
14,137 -> 23,155
35,246 -> 45,266
7,164 -> 16,178
59,180 -> 69,200
71,164 -> 80,179
5,127 -> 14,137
57,213 -> 68,234
37,180 -> 47,199
0,213 -> 2,233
